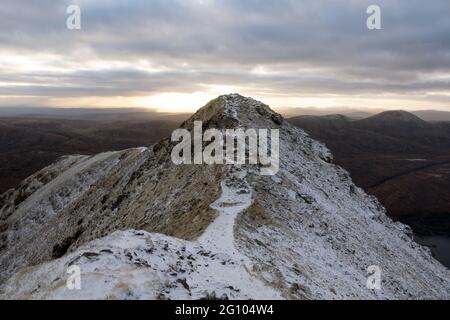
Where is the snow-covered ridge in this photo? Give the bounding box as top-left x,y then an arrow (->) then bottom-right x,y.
1,168 -> 281,300
1,94 -> 449,300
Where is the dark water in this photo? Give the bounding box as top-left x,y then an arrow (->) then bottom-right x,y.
415,235 -> 450,269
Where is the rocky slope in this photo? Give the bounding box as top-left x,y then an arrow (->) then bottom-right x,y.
0,94 -> 449,299
288,112 -> 450,239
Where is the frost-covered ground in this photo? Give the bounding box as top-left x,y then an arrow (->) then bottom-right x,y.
0,168 -> 280,300
1,94 -> 449,300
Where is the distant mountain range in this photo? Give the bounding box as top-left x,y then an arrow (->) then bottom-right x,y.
2,106 -> 450,122
277,107 -> 450,122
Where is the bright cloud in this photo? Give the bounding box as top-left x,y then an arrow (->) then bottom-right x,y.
0,0 -> 449,111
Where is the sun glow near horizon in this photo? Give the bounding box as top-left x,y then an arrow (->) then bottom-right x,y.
140,92 -> 450,113
137,85 -> 247,112
6,89 -> 450,114
140,92 -> 217,113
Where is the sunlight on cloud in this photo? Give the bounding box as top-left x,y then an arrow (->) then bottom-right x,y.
139,92 -> 217,112
140,85 -> 244,112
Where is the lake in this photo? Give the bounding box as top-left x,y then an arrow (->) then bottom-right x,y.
415,235 -> 450,269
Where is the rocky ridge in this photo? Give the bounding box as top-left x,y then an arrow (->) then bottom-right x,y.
0,94 -> 449,299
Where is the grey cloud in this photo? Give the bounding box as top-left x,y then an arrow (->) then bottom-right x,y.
0,0 -> 449,104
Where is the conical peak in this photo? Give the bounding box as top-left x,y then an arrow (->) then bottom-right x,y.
363,110 -> 426,124
180,94 -> 283,131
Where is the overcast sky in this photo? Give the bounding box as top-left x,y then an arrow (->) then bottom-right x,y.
0,0 -> 449,112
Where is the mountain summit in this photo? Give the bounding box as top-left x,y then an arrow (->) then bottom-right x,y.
358,110 -> 427,129
0,94 -> 449,299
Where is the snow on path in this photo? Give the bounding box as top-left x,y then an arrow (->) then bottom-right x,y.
199,170 -> 250,256
193,169 -> 282,299
1,167 -> 282,300
1,157 -> 282,299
